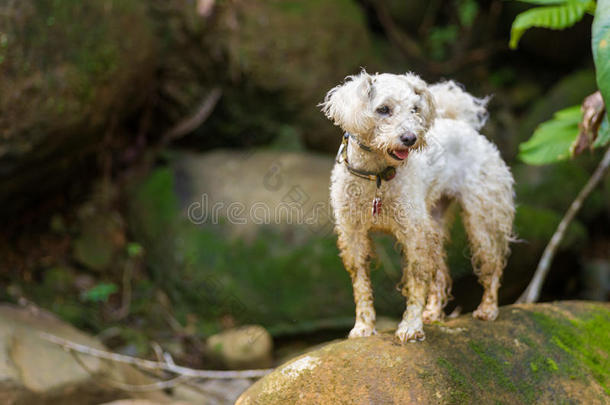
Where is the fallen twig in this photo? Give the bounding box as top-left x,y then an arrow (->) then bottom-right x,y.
69,349 -> 193,392
40,332 -> 274,379
516,145 -> 610,303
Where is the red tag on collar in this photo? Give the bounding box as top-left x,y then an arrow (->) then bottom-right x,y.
372,197 -> 382,216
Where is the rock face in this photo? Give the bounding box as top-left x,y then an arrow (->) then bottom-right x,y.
0,0 -> 156,215
237,301 -> 610,405
126,150 -> 388,332
0,0 -> 377,216
0,305 -> 124,404
173,150 -> 335,239
215,0 -> 376,153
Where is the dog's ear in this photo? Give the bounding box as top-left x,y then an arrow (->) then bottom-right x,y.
320,71 -> 375,134
403,73 -> 436,131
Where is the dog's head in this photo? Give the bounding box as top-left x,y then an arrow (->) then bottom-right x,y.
320,71 -> 436,164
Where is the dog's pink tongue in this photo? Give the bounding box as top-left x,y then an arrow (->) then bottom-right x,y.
394,149 -> 410,160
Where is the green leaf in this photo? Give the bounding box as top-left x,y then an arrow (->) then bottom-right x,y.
519,105 -> 582,164
593,114 -> 610,147
81,283 -> 118,303
127,242 -> 144,258
592,0 -> 610,123
428,25 -> 459,60
458,0 -> 479,27
515,0 -> 573,5
510,1 -> 596,49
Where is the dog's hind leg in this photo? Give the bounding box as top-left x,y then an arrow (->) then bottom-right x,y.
423,196 -> 454,323
337,230 -> 377,338
460,179 -> 514,321
423,265 -> 450,323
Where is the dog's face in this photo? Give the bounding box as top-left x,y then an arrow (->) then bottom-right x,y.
321,71 -> 436,165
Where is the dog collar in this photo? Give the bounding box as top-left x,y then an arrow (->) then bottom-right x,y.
346,132 -> 373,152
336,132 -> 397,188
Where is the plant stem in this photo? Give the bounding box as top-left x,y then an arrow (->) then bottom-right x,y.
516,146 -> 610,303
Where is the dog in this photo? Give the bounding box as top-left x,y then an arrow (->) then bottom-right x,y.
320,71 -> 515,343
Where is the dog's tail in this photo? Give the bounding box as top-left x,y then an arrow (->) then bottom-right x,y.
429,81 -> 489,131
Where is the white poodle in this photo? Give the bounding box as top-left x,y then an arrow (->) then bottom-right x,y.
321,71 -> 515,343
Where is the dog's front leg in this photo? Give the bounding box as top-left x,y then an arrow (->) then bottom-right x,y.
394,225 -> 438,343
337,229 -> 376,338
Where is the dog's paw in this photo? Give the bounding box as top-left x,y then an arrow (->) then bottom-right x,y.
395,323 -> 425,343
473,304 -> 498,321
348,323 -> 377,338
422,307 -> 444,324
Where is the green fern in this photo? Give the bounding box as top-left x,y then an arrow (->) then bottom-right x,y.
510,0 -> 597,49
515,0 -> 583,4
518,105 -> 582,165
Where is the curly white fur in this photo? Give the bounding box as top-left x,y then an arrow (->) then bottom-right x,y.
321,71 -> 515,343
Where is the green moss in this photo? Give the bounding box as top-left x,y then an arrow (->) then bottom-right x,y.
436,358 -> 473,404
529,353 -> 561,376
546,358 -> 559,371
430,307 -> 608,404
1,0 -> 154,147
530,308 -> 610,394
469,341 -> 517,392
128,168 -> 410,335
518,334 -> 536,348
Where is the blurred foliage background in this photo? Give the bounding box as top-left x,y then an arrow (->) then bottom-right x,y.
0,0 -> 608,369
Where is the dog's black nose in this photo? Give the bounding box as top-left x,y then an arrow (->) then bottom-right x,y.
400,132 -> 417,146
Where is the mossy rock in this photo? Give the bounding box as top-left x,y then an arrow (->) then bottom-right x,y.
126,151 -> 377,334
237,301 -> 610,405
218,0 -> 377,152
126,150 -> 560,335
0,0 -> 156,214
222,0 -> 371,95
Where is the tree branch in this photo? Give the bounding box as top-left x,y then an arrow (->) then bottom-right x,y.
160,87 -> 222,145
40,332 -> 274,379
516,145 -> 610,303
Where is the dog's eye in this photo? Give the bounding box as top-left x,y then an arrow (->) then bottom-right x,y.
411,105 -> 419,113
376,105 -> 391,115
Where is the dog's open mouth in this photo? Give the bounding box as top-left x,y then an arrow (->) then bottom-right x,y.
388,148 -> 410,161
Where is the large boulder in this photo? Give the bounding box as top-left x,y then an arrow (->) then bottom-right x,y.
0,0 -> 156,215
0,0 -> 381,217
127,150 -> 364,334
237,301 -> 610,405
197,0 -> 378,153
